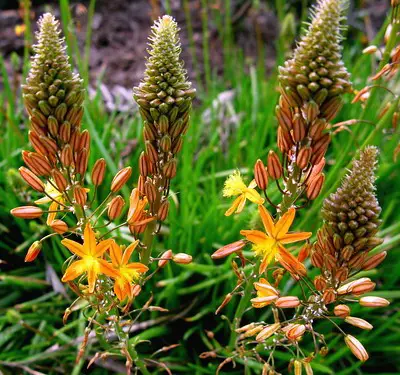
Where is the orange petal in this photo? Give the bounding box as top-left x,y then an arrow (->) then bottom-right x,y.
277,246 -> 306,277
126,262 -> 149,273
108,240 -> 122,266
122,240 -> 140,265
279,232 -> 312,244
61,260 -> 86,282
98,258 -> 119,279
61,239 -> 85,258
259,255 -> 269,274
46,201 -> 58,225
274,207 -> 296,239
94,238 -> 114,258
258,205 -> 275,237
84,223 -> 97,256
225,195 -> 244,216
240,230 -> 268,244
87,265 -> 97,293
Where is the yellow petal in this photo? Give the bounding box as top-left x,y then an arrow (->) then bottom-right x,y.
84,223 -> 97,256
121,240 -> 140,265
224,195 -> 244,216
109,240 -> 122,266
61,239 -> 86,258
240,229 -> 268,244
258,205 -> 275,237
46,201 -> 58,225
248,180 -> 257,189
87,264 -> 97,293
126,262 -> 149,273
244,188 -> 264,205
279,232 -> 312,244
62,260 -> 86,281
259,250 -> 275,274
35,196 -> 52,204
274,207 -> 296,239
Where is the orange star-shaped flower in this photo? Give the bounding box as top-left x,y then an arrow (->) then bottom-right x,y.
61,223 -> 117,293
240,206 -> 311,275
109,240 -> 149,301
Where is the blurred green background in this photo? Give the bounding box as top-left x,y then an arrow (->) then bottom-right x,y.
0,0 -> 399,374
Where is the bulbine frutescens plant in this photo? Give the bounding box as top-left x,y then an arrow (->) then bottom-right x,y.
10,13 -> 194,374
210,0 -> 390,373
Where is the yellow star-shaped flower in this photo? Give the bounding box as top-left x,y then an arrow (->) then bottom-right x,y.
109,240 -> 148,301
240,206 -> 311,274
61,223 -> 117,293
223,171 -> 264,216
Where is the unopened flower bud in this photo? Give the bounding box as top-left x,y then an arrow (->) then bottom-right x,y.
50,219 -> 68,234
215,293 -> 233,315
211,240 -> 247,259
314,275 -> 327,291
322,288 -> 336,304
25,241 -> 42,262
362,45 -> 378,55
254,159 -> 268,190
359,296 -> 390,308
91,158 -> 106,186
297,147 -> 312,169
76,148 -> 89,176
157,200 -> 170,221
28,153 -> 52,176
334,304 -> 350,318
73,186 -> 87,206
11,206 -> 43,219
294,360 -> 302,375
256,323 -> 280,342
285,324 -> 306,340
51,169 -> 67,192
173,253 -> 192,264
108,195 -> 125,220
345,335 -> 369,361
267,150 -> 283,180
139,152 -> 149,177
19,167 -> 45,192
163,158 -> 177,179
275,296 -> 300,308
111,167 -> 132,192
362,251 -> 387,270
345,316 -> 373,330
306,173 -> 325,200
158,249 -> 173,268
144,181 -> 157,203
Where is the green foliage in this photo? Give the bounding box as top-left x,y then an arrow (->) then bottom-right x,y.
0,0 -> 399,374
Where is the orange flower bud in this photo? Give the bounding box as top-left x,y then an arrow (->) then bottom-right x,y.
160,134 -> 172,152
157,200 -> 170,221
158,249 -> 173,268
108,195 -> 125,220
277,126 -> 293,153
11,206 -> 43,219
254,159 -> 268,190
322,288 -> 336,304
275,296 -> 300,308
50,219 -> 68,234
297,147 -> 312,169
311,134 -> 330,165
267,150 -> 283,180
345,335 -> 369,362
242,325 -> 263,338
69,129 -> 80,151
172,253 -> 192,264
163,158 -> 177,179
359,296 -> 390,308
172,136 -> 183,154
256,323 -> 280,342
76,148 -> 89,176
79,129 -> 90,150
29,131 -> 48,155
111,167 -> 132,192
25,241 -> 42,262
310,249 -> 324,268
276,105 -> 293,132
215,293 -> 233,315
306,173 -> 325,200
137,175 -> 145,195
211,240 -> 247,259
29,153 -> 52,176
292,113 -> 306,142
52,169 -> 68,192
285,324 -> 306,340
298,243 -> 311,262
304,100 -> 320,123
132,284 -> 142,297
74,186 -> 87,206
91,158 -> 106,186
351,280 -> 376,296
235,323 -> 256,333
345,316 -> 373,330
139,152 -> 149,177
59,121 -> 71,142
40,135 -> 58,155
362,251 -> 387,270
314,275 -> 327,291
61,144 -> 73,167
335,267 -> 349,282
145,141 -> 158,163
334,304 -> 350,318
144,181 -> 157,203
19,167 -> 45,192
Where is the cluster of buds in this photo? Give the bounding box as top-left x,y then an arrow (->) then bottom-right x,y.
253,0 -> 352,213
133,16 -> 195,224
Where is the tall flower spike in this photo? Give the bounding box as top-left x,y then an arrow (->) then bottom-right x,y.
133,15 -> 195,216
22,13 -> 84,141
313,147 -> 382,284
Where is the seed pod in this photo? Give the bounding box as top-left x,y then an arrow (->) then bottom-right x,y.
111,167 -> 132,192
19,167 -> 45,192
108,195 -> 125,220
11,206 -> 43,219
267,150 -> 283,180
25,241 -> 42,262
50,219 -> 68,234
254,159 -> 268,190
91,158 -> 106,186
51,169 -> 67,192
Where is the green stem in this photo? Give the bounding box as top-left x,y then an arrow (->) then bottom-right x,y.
141,220 -> 157,266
